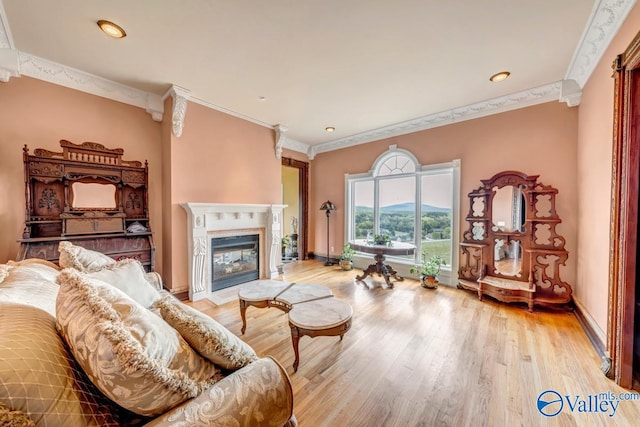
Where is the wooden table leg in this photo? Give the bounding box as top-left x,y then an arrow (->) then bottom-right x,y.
239,299 -> 248,335
355,263 -> 378,281
290,325 -> 301,372
288,319 -> 352,372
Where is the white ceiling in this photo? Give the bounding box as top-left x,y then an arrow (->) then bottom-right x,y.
0,1 -> 634,155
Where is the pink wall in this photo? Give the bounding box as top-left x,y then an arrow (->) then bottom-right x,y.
164,101 -> 282,292
0,77 -> 163,272
577,3 -> 640,334
310,102 -> 579,286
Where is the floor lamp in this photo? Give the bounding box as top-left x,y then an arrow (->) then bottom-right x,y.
320,200 -> 336,266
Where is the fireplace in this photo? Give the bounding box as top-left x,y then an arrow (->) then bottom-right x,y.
181,203 -> 286,301
211,234 -> 259,290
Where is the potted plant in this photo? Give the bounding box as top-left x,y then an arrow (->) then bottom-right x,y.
371,233 -> 392,246
339,243 -> 356,270
281,235 -> 291,258
409,254 -> 446,289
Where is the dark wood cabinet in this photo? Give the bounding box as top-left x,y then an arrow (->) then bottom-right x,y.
17,140 -> 155,271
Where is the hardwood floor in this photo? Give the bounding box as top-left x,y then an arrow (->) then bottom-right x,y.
188,260 -> 640,426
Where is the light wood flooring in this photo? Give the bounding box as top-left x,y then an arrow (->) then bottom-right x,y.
188,260 -> 640,427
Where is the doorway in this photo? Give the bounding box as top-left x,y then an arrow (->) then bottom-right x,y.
281,157 -> 308,261
609,30 -> 640,390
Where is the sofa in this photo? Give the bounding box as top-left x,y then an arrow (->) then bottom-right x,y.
0,242 -> 296,426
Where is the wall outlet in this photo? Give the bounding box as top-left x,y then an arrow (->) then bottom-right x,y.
331,246 -> 335,252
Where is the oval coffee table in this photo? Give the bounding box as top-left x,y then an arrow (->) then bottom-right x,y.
238,280 -> 352,372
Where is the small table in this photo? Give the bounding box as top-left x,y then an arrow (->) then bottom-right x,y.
238,280 -> 352,371
288,298 -> 352,372
349,240 -> 416,288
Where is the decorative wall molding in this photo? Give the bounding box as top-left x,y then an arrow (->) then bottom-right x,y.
310,81 -> 569,157
565,0 -> 637,88
17,52 -> 164,121
162,85 -> 190,137
274,124 -> 288,159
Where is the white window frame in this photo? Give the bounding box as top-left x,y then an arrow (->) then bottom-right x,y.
344,145 -> 460,286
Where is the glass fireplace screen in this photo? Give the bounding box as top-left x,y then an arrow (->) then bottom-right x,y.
211,234 -> 259,291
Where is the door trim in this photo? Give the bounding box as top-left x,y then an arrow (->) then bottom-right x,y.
282,157 -> 309,260
608,30 -> 640,389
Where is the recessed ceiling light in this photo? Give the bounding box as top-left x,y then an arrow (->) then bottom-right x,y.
97,20 -> 126,39
325,127 -> 335,132
258,96 -> 268,101
490,71 -> 510,82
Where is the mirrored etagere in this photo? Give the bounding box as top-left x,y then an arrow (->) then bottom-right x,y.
458,170 -> 572,311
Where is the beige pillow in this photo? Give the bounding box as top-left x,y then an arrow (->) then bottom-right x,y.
0,303 -> 124,426
87,258 -> 160,308
56,269 -> 222,416
0,265 -> 8,284
58,241 -> 115,272
155,292 -> 258,370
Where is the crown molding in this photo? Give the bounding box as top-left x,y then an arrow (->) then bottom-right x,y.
0,0 -> 633,156
282,135 -> 311,158
0,48 -> 19,82
0,1 -> 14,49
565,0 -> 637,88
17,52 -> 163,121
310,81 -> 567,157
188,95 -> 274,129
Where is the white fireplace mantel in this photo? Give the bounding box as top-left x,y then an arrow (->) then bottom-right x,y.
181,203 -> 286,301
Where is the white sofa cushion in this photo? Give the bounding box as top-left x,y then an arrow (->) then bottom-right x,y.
87,258 -> 160,308
56,269 -> 221,416
0,263 -> 60,317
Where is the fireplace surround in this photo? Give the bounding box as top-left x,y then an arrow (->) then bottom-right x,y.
181,203 -> 285,301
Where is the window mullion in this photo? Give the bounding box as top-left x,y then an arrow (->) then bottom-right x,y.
373,178 -> 380,235
415,174 -> 421,263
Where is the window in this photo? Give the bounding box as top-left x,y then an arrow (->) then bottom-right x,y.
346,146 -> 460,272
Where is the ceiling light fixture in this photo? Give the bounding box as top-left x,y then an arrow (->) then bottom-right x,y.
489,71 -> 510,82
97,20 -> 126,38
325,127 -> 335,132
258,96 -> 268,101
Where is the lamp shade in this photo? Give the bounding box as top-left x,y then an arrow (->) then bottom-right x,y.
320,200 -> 336,212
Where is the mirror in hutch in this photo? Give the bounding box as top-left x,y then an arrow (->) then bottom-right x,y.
457,170 -> 572,311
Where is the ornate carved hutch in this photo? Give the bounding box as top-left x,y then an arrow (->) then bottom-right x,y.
458,170 -> 572,311
17,140 -> 155,271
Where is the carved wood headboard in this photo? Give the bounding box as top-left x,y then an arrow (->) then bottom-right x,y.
18,140 -> 155,271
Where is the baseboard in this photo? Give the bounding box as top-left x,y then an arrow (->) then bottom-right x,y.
172,290 -> 189,301
573,298 -> 612,377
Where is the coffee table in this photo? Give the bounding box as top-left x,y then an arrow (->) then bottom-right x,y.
238,280 -> 352,372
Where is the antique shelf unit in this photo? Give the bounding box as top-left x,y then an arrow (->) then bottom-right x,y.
17,140 -> 155,271
457,170 -> 572,311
